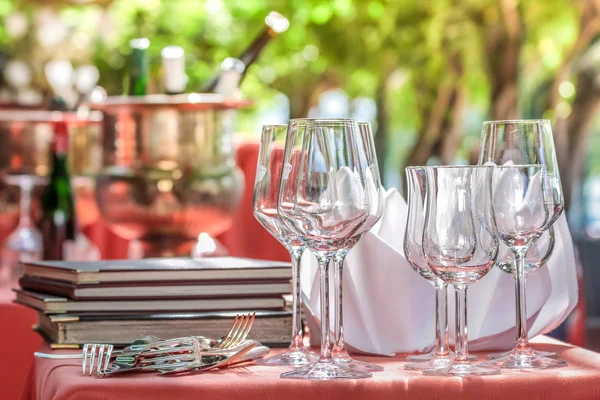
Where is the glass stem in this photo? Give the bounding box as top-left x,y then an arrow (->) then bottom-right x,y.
454,285 -> 469,363
434,280 -> 450,358
333,252 -> 346,353
317,256 -> 332,361
289,247 -> 304,349
19,180 -> 33,227
514,249 -> 531,351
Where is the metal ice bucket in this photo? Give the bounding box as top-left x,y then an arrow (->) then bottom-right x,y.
90,94 -> 250,257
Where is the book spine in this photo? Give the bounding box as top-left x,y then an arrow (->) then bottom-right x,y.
20,279 -> 74,299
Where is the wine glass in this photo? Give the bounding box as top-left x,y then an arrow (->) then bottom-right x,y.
486,227 -> 555,360
487,164 -> 567,369
403,166 -> 477,371
479,119 -> 564,364
1,175 -> 43,281
422,166 -> 500,377
278,118 -> 370,380
330,122 -> 384,372
252,124 -> 318,366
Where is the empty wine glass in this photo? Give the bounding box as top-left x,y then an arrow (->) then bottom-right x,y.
422,166 -> 500,377
331,122 -> 384,372
487,164 -> 567,370
2,175 -> 43,281
278,118 -> 370,380
479,119 -> 564,362
403,166 -> 478,371
486,227 -> 556,360
252,124 -> 317,366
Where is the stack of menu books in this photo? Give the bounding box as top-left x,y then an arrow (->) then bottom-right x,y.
15,257 -> 293,348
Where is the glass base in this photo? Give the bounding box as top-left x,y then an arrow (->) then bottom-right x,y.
255,346 -> 318,366
423,361 -> 501,377
280,360 -> 372,380
486,348 -> 557,360
404,354 -> 453,371
488,349 -> 567,370
333,348 -> 383,372
334,357 -> 383,372
407,350 -> 476,362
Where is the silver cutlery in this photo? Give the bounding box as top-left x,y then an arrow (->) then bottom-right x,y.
33,312 -> 264,377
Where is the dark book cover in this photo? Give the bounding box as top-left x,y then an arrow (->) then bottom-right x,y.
19,276 -> 291,300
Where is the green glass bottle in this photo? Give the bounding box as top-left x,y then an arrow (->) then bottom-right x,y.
128,38 -> 150,96
40,120 -> 77,260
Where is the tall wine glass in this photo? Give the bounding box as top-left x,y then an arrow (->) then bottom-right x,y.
479,119 -> 564,363
488,164 -> 567,369
331,122 -> 384,372
252,124 -> 318,366
278,118 -> 370,380
486,226 -> 556,360
422,166 -> 500,377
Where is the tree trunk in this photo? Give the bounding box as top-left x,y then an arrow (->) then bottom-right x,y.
548,0 -> 600,112
374,76 -> 389,184
439,87 -> 467,164
562,69 -> 600,211
485,0 -> 522,121
544,1 -> 600,212
403,82 -> 455,168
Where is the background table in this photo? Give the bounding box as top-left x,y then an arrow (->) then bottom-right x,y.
0,138 -> 289,400
23,337 -> 600,400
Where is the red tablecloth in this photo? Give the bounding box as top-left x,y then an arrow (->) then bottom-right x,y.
23,337 -> 600,400
0,138 -> 289,400
0,283 -> 42,400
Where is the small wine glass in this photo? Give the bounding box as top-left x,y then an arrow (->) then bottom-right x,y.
278,118 -> 370,380
422,165 -> 500,377
330,122 -> 385,372
1,175 -> 43,281
252,124 -> 318,366
403,166 -> 478,371
479,119 -> 564,363
487,164 -> 567,369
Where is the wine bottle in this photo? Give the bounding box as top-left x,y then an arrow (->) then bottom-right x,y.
128,38 -> 150,96
40,121 -> 77,260
202,11 -> 289,93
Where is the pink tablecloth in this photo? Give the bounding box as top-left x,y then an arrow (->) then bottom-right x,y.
22,337 -> 600,400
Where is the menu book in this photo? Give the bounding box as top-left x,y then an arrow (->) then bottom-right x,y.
15,289 -> 286,314
20,257 -> 291,284
19,276 -> 291,300
35,310 -> 293,347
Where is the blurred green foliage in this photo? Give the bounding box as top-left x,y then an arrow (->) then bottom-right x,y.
0,0 -> 589,180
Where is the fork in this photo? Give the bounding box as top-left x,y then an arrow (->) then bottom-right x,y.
78,343 -> 114,376
214,312 -> 256,349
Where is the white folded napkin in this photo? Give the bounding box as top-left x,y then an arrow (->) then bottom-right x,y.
301,188 -> 578,355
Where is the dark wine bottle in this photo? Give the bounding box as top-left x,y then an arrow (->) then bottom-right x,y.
202,11 -> 289,93
128,38 -> 150,96
40,121 -> 77,260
